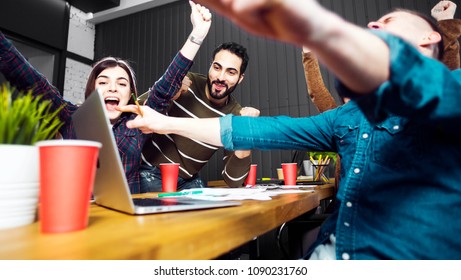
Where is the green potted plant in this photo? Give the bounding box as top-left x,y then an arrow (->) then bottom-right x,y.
307,151 -> 337,164
0,82 -> 63,230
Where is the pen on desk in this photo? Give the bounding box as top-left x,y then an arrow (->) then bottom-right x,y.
158,190 -> 204,197
131,93 -> 144,117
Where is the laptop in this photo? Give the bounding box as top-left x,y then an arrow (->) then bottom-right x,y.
71,90 -> 240,215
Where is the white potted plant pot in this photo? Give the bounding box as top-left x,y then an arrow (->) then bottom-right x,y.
0,82 -> 63,230
0,145 -> 39,229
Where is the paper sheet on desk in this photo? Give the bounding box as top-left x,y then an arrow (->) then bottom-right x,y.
181,187 -> 314,201
255,185 -> 316,200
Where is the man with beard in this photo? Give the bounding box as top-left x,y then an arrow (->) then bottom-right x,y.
139,41 -> 259,192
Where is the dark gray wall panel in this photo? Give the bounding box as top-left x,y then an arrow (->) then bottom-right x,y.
0,0 -> 69,50
0,0 -> 70,92
95,0 -> 460,183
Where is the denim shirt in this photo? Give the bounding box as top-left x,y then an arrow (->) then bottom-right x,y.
220,32 -> 461,259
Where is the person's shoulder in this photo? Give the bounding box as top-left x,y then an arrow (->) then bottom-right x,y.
187,72 -> 207,81
187,72 -> 207,92
226,97 -> 243,114
328,100 -> 360,116
319,101 -> 362,127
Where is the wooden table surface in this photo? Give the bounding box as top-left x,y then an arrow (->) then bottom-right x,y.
0,185 -> 334,260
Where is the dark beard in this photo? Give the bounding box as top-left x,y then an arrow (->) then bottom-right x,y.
206,78 -> 238,100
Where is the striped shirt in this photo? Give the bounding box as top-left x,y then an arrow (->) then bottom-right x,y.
142,72 -> 251,187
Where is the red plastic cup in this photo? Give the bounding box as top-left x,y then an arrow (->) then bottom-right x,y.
282,163 -> 297,186
160,163 -> 180,192
244,164 -> 257,186
35,140 -> 101,233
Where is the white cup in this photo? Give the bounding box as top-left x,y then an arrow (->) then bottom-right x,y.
276,168 -> 284,180
303,160 -> 314,176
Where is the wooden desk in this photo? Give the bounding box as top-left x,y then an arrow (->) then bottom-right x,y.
0,185 -> 334,260
207,179 -> 227,187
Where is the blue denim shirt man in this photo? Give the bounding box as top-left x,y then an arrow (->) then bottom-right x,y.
118,1 -> 461,259
219,31 -> 461,259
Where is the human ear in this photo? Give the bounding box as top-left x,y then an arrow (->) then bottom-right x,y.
420,31 -> 442,47
238,73 -> 245,84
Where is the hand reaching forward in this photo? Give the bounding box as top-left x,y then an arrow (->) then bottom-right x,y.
117,105 -> 170,134
116,104 -> 223,146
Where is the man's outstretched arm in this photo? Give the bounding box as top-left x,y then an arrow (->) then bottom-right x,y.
193,0 -> 390,94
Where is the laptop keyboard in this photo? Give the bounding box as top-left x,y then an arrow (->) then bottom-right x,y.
132,198 -> 190,206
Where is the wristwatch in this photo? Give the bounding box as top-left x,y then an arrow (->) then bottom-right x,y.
189,35 -> 203,45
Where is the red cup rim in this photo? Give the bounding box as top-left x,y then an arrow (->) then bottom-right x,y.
35,140 -> 102,148
160,163 -> 180,166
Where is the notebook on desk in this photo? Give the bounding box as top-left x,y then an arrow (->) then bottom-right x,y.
71,90 -> 240,215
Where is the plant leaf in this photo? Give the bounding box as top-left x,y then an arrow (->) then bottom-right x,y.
0,83 -> 64,145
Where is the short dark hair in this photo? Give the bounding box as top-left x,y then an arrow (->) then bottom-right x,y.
393,8 -> 444,60
212,42 -> 249,74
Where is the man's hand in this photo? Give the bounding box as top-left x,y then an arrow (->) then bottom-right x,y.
239,106 -> 260,117
234,106 -> 260,159
302,46 -> 312,54
431,1 -> 457,21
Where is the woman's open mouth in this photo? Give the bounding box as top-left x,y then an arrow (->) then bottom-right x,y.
104,97 -> 120,111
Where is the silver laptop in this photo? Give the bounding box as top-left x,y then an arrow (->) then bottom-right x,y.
71,90 -> 240,215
